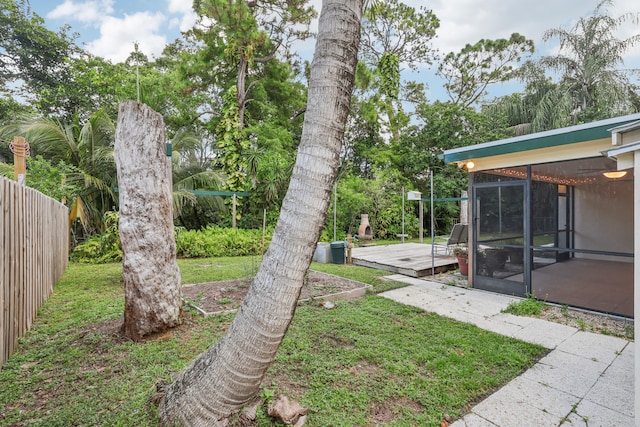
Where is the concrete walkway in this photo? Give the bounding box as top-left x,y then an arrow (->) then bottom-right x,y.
380,275 -> 634,427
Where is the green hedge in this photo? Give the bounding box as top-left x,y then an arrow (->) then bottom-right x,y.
71,216 -> 271,263
175,226 -> 270,258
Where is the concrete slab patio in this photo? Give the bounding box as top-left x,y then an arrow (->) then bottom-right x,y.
381,275 -> 634,427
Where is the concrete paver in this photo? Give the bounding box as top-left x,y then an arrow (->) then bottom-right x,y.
556,331 -> 628,364
510,318 -> 578,348
380,276 -> 634,427
518,350 -> 608,397
585,362 -> 634,416
565,399 -> 635,426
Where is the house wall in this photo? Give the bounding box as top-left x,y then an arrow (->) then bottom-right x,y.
574,179 -> 634,261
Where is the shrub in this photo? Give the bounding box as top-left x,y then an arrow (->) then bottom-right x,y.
72,214 -> 271,263
175,226 -> 271,258
71,211 -> 122,263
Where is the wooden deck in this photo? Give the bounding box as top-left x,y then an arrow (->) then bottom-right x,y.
351,243 -> 459,277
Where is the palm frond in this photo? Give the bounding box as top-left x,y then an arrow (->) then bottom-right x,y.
0,162 -> 14,178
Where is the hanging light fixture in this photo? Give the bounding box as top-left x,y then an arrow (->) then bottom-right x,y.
602,170 -> 627,179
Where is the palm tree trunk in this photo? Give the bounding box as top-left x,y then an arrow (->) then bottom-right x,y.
159,1 -> 363,425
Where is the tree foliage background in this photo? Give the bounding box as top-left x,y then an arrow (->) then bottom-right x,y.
1,0 -> 638,240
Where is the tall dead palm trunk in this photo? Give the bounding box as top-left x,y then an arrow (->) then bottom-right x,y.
159,1 -> 363,425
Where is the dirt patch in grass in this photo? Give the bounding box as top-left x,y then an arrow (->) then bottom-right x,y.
181,270 -> 371,315
370,397 -> 424,425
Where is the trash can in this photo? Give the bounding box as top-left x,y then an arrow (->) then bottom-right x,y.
330,241 -> 346,264
313,242 -> 332,264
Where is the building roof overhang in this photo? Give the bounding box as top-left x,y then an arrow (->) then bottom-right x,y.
440,113 -> 640,167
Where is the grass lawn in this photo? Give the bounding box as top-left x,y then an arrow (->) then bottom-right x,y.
0,257 -> 546,426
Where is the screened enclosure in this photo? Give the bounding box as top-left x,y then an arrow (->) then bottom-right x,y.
470,157 -> 633,317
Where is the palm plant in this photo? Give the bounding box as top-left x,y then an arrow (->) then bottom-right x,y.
540,0 -> 640,122
486,0 -> 640,135
11,110 -> 117,236
169,127 -> 227,226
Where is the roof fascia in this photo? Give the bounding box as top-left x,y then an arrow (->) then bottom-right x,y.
441,113 -> 640,164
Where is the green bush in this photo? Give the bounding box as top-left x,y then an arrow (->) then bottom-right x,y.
71,211 -> 122,263
72,212 -> 271,262
175,226 -> 271,258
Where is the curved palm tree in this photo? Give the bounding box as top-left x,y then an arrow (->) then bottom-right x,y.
160,0 -> 363,423
16,110 -> 117,235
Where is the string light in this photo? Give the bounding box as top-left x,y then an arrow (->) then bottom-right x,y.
488,168 -> 599,185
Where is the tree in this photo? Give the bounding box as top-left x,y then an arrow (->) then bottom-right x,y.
540,0 -> 640,122
7,110 -> 117,235
0,0 -> 80,119
170,127 -> 227,229
359,0 -> 439,142
437,33 -> 535,107
360,0 -> 439,70
187,0 -> 315,195
115,101 -> 182,341
484,62 -> 574,135
159,0 -> 363,424
485,0 -> 640,135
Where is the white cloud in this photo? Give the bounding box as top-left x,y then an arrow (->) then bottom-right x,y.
167,0 -> 191,15
86,11 -> 167,63
167,0 -> 197,32
423,0 -> 640,63
47,0 -> 114,24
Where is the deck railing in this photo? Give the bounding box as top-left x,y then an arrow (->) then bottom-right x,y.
1,176 -> 69,368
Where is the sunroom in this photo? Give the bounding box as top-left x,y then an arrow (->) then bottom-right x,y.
441,113 -> 640,318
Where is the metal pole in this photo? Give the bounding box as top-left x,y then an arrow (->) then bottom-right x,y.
401,186 -> 405,243
333,184 -> 337,241
419,200 -> 423,243
430,170 -> 435,276
498,185 -> 502,235
262,208 -> 266,255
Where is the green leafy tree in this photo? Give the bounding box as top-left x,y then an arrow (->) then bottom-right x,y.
394,101 -> 509,232
0,0 -> 79,120
484,61 -> 574,135
329,169 -> 417,240
185,0 -> 314,196
342,91 -> 387,178
22,156 -> 81,202
359,0 -> 439,142
437,33 -> 535,107
169,127 -> 228,228
360,0 -> 439,70
487,0 -> 640,134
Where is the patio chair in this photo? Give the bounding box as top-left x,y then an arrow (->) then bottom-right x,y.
434,223 -> 468,255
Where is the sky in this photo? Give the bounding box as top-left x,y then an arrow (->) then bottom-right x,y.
27,0 -> 640,102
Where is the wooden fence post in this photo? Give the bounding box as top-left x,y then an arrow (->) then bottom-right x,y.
10,136 -> 29,186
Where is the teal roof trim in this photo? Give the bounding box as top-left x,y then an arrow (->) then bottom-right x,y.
441,113 -> 640,164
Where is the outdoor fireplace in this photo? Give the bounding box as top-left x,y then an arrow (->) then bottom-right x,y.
358,214 -> 373,240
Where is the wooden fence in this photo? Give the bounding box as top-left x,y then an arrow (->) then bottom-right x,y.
1,176 -> 69,368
